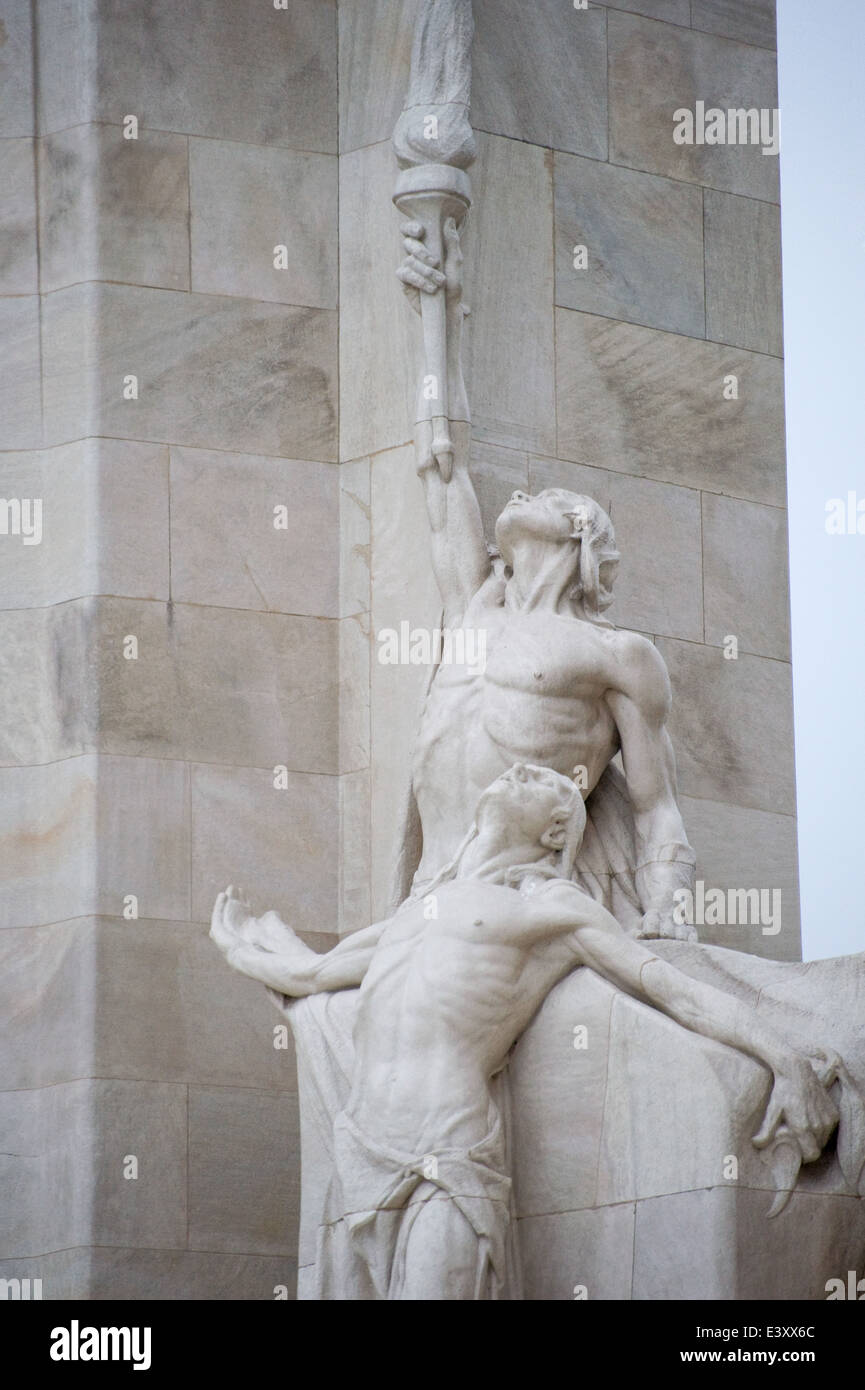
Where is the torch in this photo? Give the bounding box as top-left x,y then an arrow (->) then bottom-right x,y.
392,0 -> 475,482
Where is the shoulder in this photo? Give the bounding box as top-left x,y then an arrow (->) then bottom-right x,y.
604,629 -> 672,718
524,876 -> 598,921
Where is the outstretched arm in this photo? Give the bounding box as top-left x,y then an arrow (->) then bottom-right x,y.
398,219 -> 489,623
211,888 -> 386,996
533,883 -> 838,1164
605,633 -> 696,941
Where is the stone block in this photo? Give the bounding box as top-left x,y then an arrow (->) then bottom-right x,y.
0,440 -> 169,610
338,0 -> 608,158
190,763 -> 338,934
656,637 -> 795,813
339,767 -> 370,937
472,0 -> 608,157
509,948 -> 865,1299
87,1249 -> 297,1301
595,990 -> 770,1206
0,137 -> 37,293
555,307 -> 787,505
190,140 -> 337,309
91,598 -> 339,773
704,188 -> 782,355
0,919 -> 96,1088
339,457 -> 370,619
680,795 -> 800,960
554,151 -> 705,337
690,0 -> 777,50
92,440 -> 171,600
339,143 -> 416,462
0,754 -> 188,929
169,446 -> 338,617
42,282 -> 338,461
92,918 -> 300,1092
338,0 -> 417,154
94,755 -> 191,922
0,757 -> 95,930
0,604 -> 92,765
188,1086 -> 300,1254
33,0 -> 93,133
340,612 -> 370,774
463,133 -> 555,454
0,1078 -> 187,1257
605,1 -> 690,21
0,1248 -> 91,1300
39,124 -> 189,293
633,1189 -> 864,1300
609,12 -> 780,201
87,1079 -> 189,1250
0,295 -> 40,449
702,490 -> 790,659
0,1083 -> 90,1256
37,0 -> 337,152
509,968 -> 615,1216
0,1247 -> 297,1301
530,455 -> 703,641
518,1205 -> 636,1301
0,0 -> 34,136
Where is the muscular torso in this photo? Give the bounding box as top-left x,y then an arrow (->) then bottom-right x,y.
412,583 -> 625,885
347,880 -> 587,1152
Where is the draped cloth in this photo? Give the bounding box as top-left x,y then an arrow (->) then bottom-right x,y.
271,989 -> 523,1301
325,1107 -> 512,1300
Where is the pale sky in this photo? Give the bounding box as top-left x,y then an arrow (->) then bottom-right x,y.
777,0 -> 865,958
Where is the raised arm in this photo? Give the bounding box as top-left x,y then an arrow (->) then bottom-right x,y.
604,633 -> 696,941
398,218 -> 490,623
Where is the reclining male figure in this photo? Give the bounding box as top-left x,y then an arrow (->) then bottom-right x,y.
211,764 -> 839,1300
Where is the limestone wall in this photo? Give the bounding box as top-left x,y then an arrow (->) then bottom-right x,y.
0,0 -> 340,1299
0,0 -> 795,1300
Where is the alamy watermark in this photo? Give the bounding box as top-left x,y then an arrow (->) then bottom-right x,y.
673,103 -> 780,157
0,497 -> 42,545
0,1277 -> 42,1299
50,1321 -> 151,1370
825,1270 -> 865,1299
673,881 -> 782,937
377,621 -> 487,674
825,492 -> 865,534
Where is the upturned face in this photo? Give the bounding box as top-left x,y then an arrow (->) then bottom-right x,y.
494,489 -> 586,564
477,763 -> 582,856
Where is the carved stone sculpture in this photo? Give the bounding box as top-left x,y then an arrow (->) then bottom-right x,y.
390,1 -> 696,939
211,762 -> 857,1298
210,0 -> 865,1300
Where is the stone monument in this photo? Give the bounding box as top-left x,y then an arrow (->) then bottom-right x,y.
210,0 -> 865,1301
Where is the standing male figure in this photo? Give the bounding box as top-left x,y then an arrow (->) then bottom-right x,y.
392,217 -> 695,939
